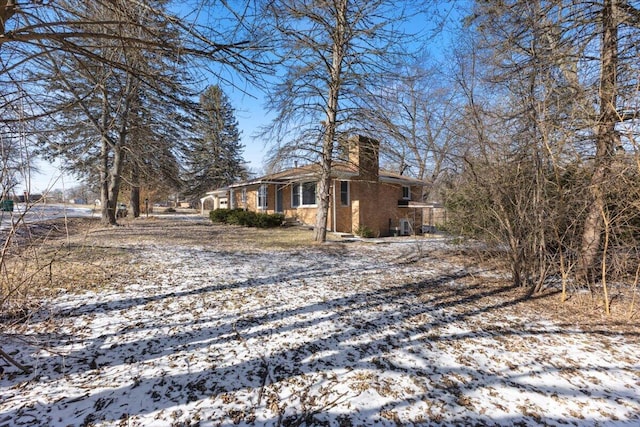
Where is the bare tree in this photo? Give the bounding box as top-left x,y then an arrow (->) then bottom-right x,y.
365,59 -> 458,201
443,3 -> 581,295
2,0 -> 265,224
1,1 -> 259,80
578,0 -> 618,283
260,0 -> 418,242
444,0 -> 640,309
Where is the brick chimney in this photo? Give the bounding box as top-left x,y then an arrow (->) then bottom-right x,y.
348,135 -> 379,181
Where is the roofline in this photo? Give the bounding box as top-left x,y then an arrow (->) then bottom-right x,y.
379,175 -> 427,186
399,201 -> 444,208
228,179 -> 285,189
205,188 -> 230,196
227,170 -> 361,189
213,165 -> 425,192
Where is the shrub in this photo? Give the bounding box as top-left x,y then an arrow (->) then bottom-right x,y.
256,213 -> 285,228
231,210 -> 258,227
356,225 -> 375,238
209,209 -> 284,228
210,208 -> 232,223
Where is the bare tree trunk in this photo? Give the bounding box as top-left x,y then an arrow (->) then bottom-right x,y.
100,137 -> 115,225
131,163 -> 140,218
313,139 -> 333,242
313,0 -> 345,243
578,0 -> 618,284
601,206 -> 611,315
314,98 -> 338,242
106,145 -> 124,223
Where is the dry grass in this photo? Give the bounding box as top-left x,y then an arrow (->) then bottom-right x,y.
88,216 -> 339,249
2,214 -> 639,332
1,216 -> 335,311
1,218 -> 136,317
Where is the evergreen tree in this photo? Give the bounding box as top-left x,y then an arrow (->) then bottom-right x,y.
35,1 -> 189,225
184,85 -> 246,202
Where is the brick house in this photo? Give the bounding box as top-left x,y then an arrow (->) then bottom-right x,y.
203,136 -> 428,237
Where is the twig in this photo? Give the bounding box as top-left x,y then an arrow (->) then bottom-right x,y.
627,263 -> 639,320
232,322 -> 271,405
0,346 -> 31,374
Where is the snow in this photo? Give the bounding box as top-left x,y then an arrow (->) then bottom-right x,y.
0,203 -> 97,231
1,217 -> 639,426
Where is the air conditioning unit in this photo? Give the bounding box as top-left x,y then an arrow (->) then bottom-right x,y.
399,218 -> 412,236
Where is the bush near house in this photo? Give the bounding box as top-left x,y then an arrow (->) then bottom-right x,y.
209,208 -> 236,223
209,209 -> 285,228
355,225 -> 375,238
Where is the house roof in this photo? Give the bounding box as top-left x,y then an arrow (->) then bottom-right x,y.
377,170 -> 427,186
212,161 -> 425,193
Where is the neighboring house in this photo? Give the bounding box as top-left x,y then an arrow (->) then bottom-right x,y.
203,135 -> 431,237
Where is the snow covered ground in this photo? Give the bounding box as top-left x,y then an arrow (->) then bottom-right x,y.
1,217 -> 639,426
0,203 -> 97,231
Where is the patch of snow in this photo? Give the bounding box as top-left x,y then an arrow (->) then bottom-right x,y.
1,222 -> 639,426
0,203 -> 98,231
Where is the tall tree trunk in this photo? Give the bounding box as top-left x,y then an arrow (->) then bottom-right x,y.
578,0 -> 618,284
100,144 -> 124,226
314,137 -> 333,242
313,0 -> 346,243
314,76 -> 341,242
100,136 -> 115,225
106,146 -> 124,223
131,162 -> 140,218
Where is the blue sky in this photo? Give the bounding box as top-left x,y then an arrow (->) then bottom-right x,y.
24,158 -> 78,194
227,88 -> 274,174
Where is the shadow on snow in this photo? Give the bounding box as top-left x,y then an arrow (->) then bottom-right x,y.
2,248 -> 639,426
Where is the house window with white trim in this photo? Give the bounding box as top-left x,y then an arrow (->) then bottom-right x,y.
292,181 -> 317,207
292,183 -> 300,207
402,185 -> 411,200
257,184 -> 267,210
340,181 -> 349,206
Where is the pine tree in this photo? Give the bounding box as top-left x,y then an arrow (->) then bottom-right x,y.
184,85 -> 246,202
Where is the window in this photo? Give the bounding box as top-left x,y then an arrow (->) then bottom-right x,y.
257,185 -> 267,210
402,185 -> 411,200
292,183 -> 300,207
340,181 -> 349,206
292,181 -> 317,207
302,182 -> 316,205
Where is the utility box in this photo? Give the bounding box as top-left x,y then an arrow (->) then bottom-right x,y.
399,218 -> 412,236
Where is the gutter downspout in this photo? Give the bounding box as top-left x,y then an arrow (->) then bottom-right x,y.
332,179 -> 337,233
